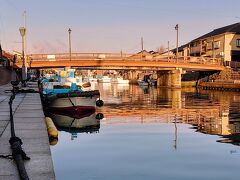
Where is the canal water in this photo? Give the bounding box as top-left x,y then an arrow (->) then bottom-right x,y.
51,83 -> 240,180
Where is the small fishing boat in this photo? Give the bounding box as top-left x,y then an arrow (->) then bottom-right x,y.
42,82 -> 103,113
40,70 -> 104,114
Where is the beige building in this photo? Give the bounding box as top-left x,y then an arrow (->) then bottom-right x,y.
175,23 -> 240,64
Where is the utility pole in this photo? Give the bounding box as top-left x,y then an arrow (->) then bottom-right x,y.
167,41 -> 170,60
173,115 -> 178,150
175,24 -> 179,63
141,37 -> 144,60
141,37 -> 144,52
23,11 -> 27,59
68,28 -> 72,61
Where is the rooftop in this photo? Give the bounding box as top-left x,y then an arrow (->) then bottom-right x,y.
192,22 -> 240,42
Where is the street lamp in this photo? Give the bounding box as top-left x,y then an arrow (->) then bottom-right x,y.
175,24 -> 179,63
19,27 -> 27,81
68,28 -> 72,61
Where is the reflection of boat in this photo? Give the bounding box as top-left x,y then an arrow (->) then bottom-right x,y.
137,74 -> 157,87
137,80 -> 149,86
52,113 -> 100,130
51,113 -> 102,140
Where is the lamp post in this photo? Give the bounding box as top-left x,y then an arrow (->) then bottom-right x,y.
175,24 -> 179,63
19,27 -> 27,81
68,28 -> 72,61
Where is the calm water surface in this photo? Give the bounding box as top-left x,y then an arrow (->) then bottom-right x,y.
51,83 -> 240,180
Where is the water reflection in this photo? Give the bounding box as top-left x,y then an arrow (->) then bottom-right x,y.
97,84 -> 240,146
51,84 -> 240,180
50,112 -> 101,141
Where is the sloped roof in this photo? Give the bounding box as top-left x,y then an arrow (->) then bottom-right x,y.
192,22 -> 240,42
171,43 -> 188,53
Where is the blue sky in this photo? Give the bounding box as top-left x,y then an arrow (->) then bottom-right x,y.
0,0 -> 239,53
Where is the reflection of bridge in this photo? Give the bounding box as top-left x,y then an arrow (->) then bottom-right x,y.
96,84 -> 239,138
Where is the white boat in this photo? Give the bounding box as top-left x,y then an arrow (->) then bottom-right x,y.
111,78 -> 129,84
44,88 -> 103,116
41,70 -> 104,115
98,76 -> 111,83
88,77 -> 98,82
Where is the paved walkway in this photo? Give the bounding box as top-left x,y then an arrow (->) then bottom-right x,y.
0,83 -> 55,180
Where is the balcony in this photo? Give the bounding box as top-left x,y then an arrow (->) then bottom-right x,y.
190,46 -> 201,54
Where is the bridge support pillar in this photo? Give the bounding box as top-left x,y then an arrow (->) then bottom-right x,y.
128,70 -> 137,80
157,68 -> 182,88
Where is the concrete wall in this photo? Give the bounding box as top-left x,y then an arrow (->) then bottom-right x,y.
224,34 -> 233,61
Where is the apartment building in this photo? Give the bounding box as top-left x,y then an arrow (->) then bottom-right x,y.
177,23 -> 240,63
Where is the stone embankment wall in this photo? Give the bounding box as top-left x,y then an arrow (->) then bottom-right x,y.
0,67 -> 12,85
198,68 -> 240,91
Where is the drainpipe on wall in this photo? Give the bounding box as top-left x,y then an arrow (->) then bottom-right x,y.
212,37 -> 215,59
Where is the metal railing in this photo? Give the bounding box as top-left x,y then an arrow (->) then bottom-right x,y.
14,53 -> 223,66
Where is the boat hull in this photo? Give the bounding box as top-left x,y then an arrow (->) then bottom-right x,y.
49,96 -> 98,108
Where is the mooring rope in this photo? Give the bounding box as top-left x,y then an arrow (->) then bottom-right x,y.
67,92 -> 76,107
0,154 -> 13,160
68,118 -> 76,132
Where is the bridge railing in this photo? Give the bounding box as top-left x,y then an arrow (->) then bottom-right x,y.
15,52 -> 223,66
26,52 -> 133,61
125,54 -> 222,65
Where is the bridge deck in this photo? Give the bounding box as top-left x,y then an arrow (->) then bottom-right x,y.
13,53 -> 225,71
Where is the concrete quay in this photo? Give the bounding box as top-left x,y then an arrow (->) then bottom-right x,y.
0,83 -> 55,180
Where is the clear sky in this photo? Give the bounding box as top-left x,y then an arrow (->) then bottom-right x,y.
0,0 -> 240,54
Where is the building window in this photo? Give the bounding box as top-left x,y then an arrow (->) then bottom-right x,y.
236,39 -> 240,47
213,41 -> 220,49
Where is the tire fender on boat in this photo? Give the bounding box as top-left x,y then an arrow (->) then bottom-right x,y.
96,113 -> 104,120
96,99 -> 104,107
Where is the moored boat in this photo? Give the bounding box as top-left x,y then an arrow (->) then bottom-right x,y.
40,70 -> 104,114
111,77 -> 129,84
98,76 -> 111,83
42,83 -> 103,113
